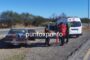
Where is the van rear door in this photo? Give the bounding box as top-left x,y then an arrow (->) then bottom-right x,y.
69,21 -> 82,35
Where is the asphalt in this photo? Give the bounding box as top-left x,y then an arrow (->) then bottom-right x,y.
24,30 -> 90,60
68,39 -> 90,60
0,27 -> 90,60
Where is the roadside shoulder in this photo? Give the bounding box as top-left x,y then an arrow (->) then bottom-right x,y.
68,40 -> 90,60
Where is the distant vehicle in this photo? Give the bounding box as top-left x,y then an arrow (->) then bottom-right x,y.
57,17 -> 82,37
27,29 -> 36,41
45,24 -> 57,38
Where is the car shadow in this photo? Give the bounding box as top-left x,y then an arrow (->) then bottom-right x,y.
0,36 -> 75,49
0,37 -> 49,49
0,38 -> 21,49
24,43 -> 48,48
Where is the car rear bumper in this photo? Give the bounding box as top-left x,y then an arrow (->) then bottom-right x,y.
11,40 -> 27,45
5,38 -> 27,45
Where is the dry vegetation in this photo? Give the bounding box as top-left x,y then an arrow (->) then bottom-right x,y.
83,26 -> 90,31
0,48 -> 28,60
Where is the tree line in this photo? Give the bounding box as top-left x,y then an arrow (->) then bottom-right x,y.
0,11 -> 51,28
0,11 -> 90,28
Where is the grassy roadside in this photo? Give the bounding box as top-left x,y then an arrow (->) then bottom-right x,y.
3,48 -> 28,60
83,26 -> 90,31
5,52 -> 26,60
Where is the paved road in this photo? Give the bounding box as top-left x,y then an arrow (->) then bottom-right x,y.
23,30 -> 90,60
0,27 -> 90,60
68,39 -> 90,60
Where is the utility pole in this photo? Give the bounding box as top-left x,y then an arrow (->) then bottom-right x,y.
88,0 -> 90,26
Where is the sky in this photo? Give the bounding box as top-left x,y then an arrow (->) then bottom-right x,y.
0,0 -> 89,18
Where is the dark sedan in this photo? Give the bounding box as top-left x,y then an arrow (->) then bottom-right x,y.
6,28 -> 27,45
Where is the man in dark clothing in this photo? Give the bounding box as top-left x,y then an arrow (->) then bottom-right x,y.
65,23 -> 69,43
45,27 -> 50,46
64,22 -> 71,44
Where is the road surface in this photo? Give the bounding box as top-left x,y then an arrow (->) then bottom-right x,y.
23,30 -> 90,60
0,27 -> 90,60
68,39 -> 90,60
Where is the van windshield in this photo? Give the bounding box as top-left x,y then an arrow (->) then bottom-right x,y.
70,22 -> 81,27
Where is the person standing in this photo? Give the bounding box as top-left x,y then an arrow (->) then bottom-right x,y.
45,27 -> 50,46
65,23 -> 69,43
58,22 -> 67,46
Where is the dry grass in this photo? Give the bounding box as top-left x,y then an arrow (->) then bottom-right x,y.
0,48 -> 28,60
83,26 -> 90,31
14,24 -> 35,28
5,51 -> 26,60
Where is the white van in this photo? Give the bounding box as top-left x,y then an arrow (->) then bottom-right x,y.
57,17 -> 82,37
67,18 -> 82,37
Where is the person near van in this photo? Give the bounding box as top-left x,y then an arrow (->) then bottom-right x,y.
58,22 -> 67,46
65,23 -> 70,43
45,27 -> 50,46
